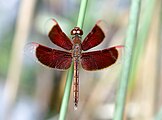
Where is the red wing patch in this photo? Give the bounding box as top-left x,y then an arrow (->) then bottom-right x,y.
81,47 -> 119,71
48,19 -> 73,50
81,21 -> 106,51
25,42 -> 72,70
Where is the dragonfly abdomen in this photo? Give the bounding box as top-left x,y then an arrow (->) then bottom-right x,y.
72,41 -> 81,109
73,57 -> 79,109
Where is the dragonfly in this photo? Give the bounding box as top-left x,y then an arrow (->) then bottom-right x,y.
26,19 -> 123,109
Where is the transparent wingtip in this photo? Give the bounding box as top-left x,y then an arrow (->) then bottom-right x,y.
96,20 -> 109,37
44,18 -> 57,35
24,42 -> 39,60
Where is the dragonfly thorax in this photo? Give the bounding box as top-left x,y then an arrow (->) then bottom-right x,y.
72,34 -> 82,58
72,44 -> 81,58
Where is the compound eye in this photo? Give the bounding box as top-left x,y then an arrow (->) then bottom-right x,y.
71,29 -> 77,35
79,30 -> 83,35
77,30 -> 80,34
73,30 -> 76,34
71,27 -> 83,35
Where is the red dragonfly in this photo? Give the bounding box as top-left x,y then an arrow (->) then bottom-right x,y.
26,19 -> 123,109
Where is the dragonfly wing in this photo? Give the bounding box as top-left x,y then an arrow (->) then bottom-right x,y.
47,19 -> 73,50
25,42 -> 72,70
81,20 -> 107,51
81,46 -> 123,71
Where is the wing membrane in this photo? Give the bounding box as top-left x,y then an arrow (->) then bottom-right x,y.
48,19 -> 73,50
25,42 -> 72,70
81,21 -> 107,51
81,46 -> 122,71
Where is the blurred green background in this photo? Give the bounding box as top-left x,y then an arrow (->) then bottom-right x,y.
0,0 -> 161,120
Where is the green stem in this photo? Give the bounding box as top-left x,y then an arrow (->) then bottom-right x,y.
59,0 -> 88,120
113,0 -> 141,120
59,64 -> 74,120
128,0 -> 156,89
77,0 -> 88,29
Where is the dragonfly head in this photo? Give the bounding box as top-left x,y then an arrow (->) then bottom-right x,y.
71,27 -> 83,36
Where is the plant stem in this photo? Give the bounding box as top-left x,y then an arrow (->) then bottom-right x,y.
59,64 -> 74,120
59,0 -> 88,120
113,0 -> 141,120
128,0 -> 156,89
77,0 -> 88,29
1,0 -> 36,119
